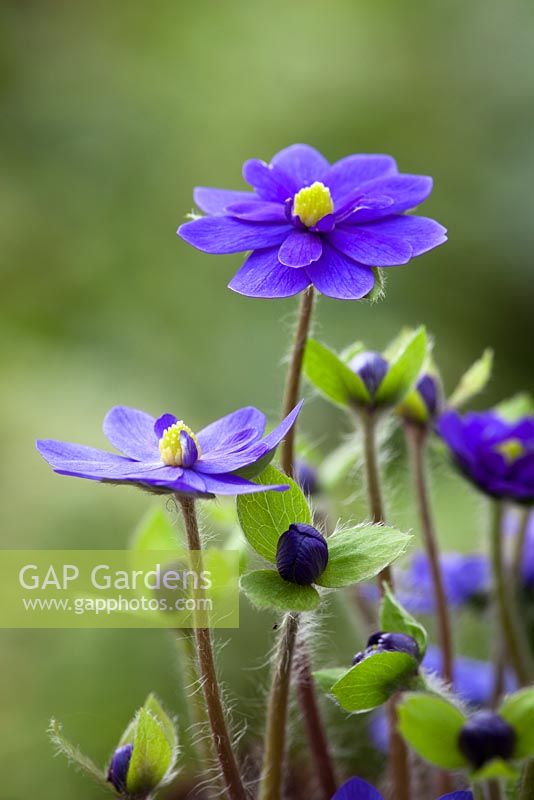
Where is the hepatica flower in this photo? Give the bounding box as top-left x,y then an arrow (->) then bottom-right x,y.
438,411 -> 534,504
332,776 -> 471,800
178,144 -> 446,300
37,403 -> 302,497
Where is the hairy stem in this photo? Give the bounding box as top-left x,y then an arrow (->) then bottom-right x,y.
360,410 -> 391,586
486,779 -> 503,800
512,507 -> 530,588
280,286 -> 315,478
359,411 -> 410,800
490,501 -> 532,687
404,423 -> 454,685
259,612 -> 300,800
294,646 -> 337,798
519,759 -> 534,800
471,783 -> 485,800
177,496 -> 247,800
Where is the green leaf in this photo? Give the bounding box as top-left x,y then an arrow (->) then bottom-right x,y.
47,719 -> 110,790
316,525 -> 412,588
240,569 -> 320,612
375,326 -> 427,406
236,465 -> 311,562
332,651 -> 418,713
397,693 -> 467,769
313,668 -> 346,694
471,759 -> 519,783
130,507 -> 178,551
304,339 -> 371,407
144,694 -> 178,754
501,689 -> 534,758
126,708 -> 173,796
340,341 -> 365,364
448,348 -> 493,409
397,387 -> 432,425
495,393 -> 534,421
380,584 -> 428,656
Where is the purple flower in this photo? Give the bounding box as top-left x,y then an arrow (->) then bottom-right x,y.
416,372 -> 442,418
36,403 -> 302,497
107,744 -> 133,793
331,776 -> 471,800
459,711 -> 516,770
438,411 -> 534,504
276,523 -> 329,585
178,144 -> 447,300
294,459 -> 320,496
398,551 -> 491,613
353,631 -> 420,665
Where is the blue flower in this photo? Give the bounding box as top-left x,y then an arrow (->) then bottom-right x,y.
107,744 -> 133,793
179,144 -> 446,300
438,410 -> 534,504
37,403 -> 302,497
459,711 -> 516,770
331,776 -> 472,800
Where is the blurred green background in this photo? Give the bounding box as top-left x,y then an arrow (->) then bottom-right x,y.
1,0 -> 533,797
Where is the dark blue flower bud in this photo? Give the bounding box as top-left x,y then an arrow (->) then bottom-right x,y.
276,523 -> 329,585
368,631 -> 421,660
459,711 -> 516,769
352,631 -> 421,666
416,373 -> 441,418
107,743 -> 133,793
294,459 -> 320,496
349,351 -> 389,397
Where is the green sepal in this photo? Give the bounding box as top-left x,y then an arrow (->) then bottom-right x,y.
470,759 -> 519,783
366,267 -> 386,303
500,688 -> 534,759
448,348 -> 493,409
340,341 -> 365,364
47,719 -> 110,791
316,525 -> 412,589
126,707 -> 174,796
240,569 -> 320,612
304,339 -> 371,407
331,651 -> 419,713
397,693 -> 467,770
375,326 -> 428,406
495,392 -> 534,421
397,387 -> 431,425
236,465 -> 311,562
313,668 -> 346,694
379,584 -> 428,657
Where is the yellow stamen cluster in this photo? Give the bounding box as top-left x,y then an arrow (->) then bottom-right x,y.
292,181 -> 334,228
159,422 -> 200,467
495,438 -> 525,463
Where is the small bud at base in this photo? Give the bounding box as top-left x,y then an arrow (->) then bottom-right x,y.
276,523 -> 329,585
459,711 -> 516,769
349,351 -> 389,398
107,743 -> 133,793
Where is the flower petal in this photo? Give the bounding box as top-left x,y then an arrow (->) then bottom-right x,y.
278,230 -> 323,268
199,472 -> 289,496
228,247 -> 311,298
103,406 -> 159,460
197,406 -> 266,455
196,401 -> 303,474
271,144 -> 329,187
347,174 -> 433,220
36,439 -> 175,482
325,154 -> 398,205
351,215 -> 447,258
331,777 -> 383,800
154,413 -> 178,439
242,159 -> 296,201
193,187 -> 257,215
306,244 -> 375,299
178,216 -> 290,254
226,200 -> 287,223
327,227 -> 413,267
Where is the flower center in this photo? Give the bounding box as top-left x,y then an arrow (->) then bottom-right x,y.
495,438 -> 525,463
292,181 -> 334,227
159,422 -> 201,467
